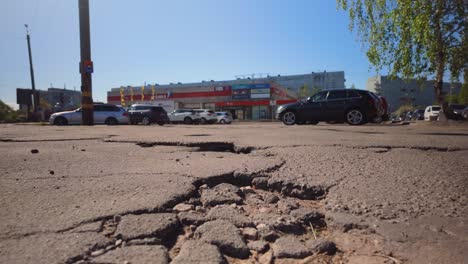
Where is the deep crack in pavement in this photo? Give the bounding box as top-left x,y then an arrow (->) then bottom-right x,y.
1,123 -> 467,264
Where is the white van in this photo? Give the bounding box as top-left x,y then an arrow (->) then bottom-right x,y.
424,105 -> 441,121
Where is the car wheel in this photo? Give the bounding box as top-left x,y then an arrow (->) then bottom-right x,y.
184,117 -> 193,124
346,109 -> 365,125
54,117 -> 68,126
200,118 -> 207,124
105,117 -> 118,125
220,119 -> 226,124
282,111 -> 296,125
142,116 -> 151,126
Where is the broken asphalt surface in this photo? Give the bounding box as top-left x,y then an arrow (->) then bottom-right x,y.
0,122 -> 467,263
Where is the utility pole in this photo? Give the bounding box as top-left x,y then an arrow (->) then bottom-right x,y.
25,24 -> 38,114
78,0 -> 94,125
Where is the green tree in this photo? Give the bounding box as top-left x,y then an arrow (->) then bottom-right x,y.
458,71 -> 468,104
337,0 -> 467,104
298,84 -> 310,98
446,94 -> 459,104
310,85 -> 322,95
0,100 -> 19,122
393,103 -> 415,117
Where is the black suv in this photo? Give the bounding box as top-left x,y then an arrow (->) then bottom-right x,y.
128,104 -> 169,126
276,89 -> 384,125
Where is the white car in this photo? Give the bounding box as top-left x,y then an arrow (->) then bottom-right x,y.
168,109 -> 201,124
49,104 -> 128,125
216,112 -> 233,124
193,109 -> 218,124
424,105 -> 441,121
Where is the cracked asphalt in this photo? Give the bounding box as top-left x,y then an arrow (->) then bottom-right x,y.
0,122 -> 467,264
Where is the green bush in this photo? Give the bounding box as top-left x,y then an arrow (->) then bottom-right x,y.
393,104 -> 417,117
0,100 -> 23,123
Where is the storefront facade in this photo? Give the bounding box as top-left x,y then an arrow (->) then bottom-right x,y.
107,81 -> 297,120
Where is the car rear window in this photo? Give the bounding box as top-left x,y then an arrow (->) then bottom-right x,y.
152,107 -> 165,112
432,106 -> 441,111
366,91 -> 379,100
347,90 -> 361,98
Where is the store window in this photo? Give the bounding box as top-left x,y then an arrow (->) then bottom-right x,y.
252,106 -> 270,120
203,103 -> 215,110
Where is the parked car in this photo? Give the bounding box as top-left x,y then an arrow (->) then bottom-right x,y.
128,104 -> 169,126
424,105 -> 441,121
463,106 -> 468,120
446,104 -> 467,120
276,89 -> 384,125
216,112 -> 233,124
411,109 -> 425,121
49,103 -> 128,125
193,109 -> 218,124
390,115 -> 402,123
379,96 -> 389,121
404,111 -> 413,121
168,109 -> 201,124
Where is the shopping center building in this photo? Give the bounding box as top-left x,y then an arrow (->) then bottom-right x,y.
107,71 -> 345,120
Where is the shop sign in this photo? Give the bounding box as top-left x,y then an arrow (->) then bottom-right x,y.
232,88 -> 250,99
231,84 -> 270,99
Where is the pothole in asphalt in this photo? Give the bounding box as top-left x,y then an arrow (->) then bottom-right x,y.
135,141 -> 255,154
68,173 -> 338,264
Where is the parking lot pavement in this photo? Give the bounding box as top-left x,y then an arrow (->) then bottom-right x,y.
0,122 -> 467,263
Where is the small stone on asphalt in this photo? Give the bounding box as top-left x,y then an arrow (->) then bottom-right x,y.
305,238 -> 337,255
247,240 -> 269,253
173,203 -> 194,212
194,220 -> 249,258
272,237 -> 311,258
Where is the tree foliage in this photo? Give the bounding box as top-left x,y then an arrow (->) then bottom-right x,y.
310,85 -> 322,96
0,100 -> 22,123
337,0 -> 467,103
458,73 -> 468,104
298,84 -> 310,98
393,103 -> 416,116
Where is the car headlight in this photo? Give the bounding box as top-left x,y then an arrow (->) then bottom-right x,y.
276,106 -> 284,113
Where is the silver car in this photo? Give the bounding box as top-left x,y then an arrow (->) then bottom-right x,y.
215,112 -> 233,124
193,109 -> 218,124
168,109 -> 201,124
49,104 -> 128,125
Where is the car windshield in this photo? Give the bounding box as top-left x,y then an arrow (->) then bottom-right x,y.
309,92 -> 326,102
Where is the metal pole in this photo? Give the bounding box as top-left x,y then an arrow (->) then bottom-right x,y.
25,25 -> 37,113
78,0 -> 94,125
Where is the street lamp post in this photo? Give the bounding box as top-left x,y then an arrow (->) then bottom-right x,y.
25,24 -> 38,116
78,0 -> 94,125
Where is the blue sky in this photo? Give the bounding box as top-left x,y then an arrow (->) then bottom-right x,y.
1,0 -> 378,107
